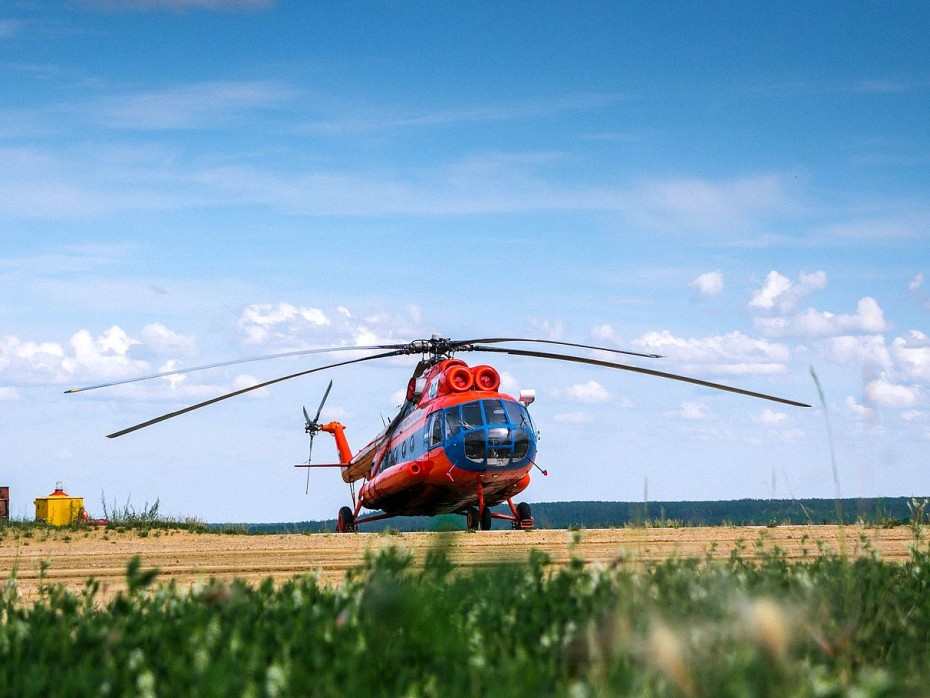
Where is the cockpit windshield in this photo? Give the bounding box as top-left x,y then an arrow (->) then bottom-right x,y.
437,399 -> 535,468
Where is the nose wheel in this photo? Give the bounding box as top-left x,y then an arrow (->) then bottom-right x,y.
466,506 -> 493,530
480,505 -> 492,530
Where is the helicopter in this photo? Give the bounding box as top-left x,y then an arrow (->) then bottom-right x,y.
67,335 -> 811,532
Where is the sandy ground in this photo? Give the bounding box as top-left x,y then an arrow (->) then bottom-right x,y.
0,524 -> 918,603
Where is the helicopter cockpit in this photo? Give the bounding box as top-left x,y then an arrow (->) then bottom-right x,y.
427,398 -> 536,470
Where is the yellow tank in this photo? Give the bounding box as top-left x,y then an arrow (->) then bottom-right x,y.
34,483 -> 84,526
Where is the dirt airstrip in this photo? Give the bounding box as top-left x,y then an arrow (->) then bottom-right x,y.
0,525 -> 918,603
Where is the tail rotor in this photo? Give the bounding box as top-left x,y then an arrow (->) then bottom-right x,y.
302,380 -> 333,494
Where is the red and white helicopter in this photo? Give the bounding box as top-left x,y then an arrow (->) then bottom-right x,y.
68,336 -> 810,532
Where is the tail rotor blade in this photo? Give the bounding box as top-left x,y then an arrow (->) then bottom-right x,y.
303,380 -> 333,495
313,380 -> 333,424
304,451 -> 312,495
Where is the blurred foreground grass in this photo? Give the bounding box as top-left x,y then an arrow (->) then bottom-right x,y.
2,532 -> 928,697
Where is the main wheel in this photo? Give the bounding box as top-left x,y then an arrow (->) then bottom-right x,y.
466,507 -> 479,531
479,505 -> 492,531
337,506 -> 356,533
515,501 -> 534,530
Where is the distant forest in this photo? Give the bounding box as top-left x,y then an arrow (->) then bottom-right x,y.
226,496 -> 928,534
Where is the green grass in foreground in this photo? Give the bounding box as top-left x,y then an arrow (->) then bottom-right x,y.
3,534 -> 930,697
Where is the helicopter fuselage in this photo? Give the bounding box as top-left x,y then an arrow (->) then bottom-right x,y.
326,358 -> 538,527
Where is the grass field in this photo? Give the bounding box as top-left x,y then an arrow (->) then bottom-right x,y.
2,524 -> 928,696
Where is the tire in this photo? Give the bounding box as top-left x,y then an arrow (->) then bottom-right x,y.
479,505 -> 492,531
466,507 -> 479,531
515,502 -> 534,530
337,506 -> 356,533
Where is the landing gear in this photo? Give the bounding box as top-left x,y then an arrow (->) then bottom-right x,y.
337,505 -> 357,533
466,506 -> 493,530
479,505 -> 492,531
513,501 -> 534,530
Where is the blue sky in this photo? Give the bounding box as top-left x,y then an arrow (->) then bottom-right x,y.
1,1 -> 928,523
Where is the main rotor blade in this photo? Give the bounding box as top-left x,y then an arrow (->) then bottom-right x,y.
66,336 -> 659,395
65,344 -> 409,394
106,349 -> 407,439
313,379 -> 333,424
471,345 -> 811,408
453,337 -> 663,360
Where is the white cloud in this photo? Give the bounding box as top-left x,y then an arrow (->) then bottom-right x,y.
891,331 -> 930,383
95,80 -> 295,130
0,386 -> 19,400
237,303 -> 330,345
1,335 -> 65,372
748,270 -> 827,312
559,380 -> 611,404
0,144 -> 198,219
816,217 -> 922,241
678,401 -> 711,420
756,408 -> 788,425
0,20 -> 22,38
497,371 -> 521,396
231,302 -> 427,358
846,396 -> 875,420
93,0 -> 274,9
820,334 -> 890,368
865,379 -> 920,408
909,273 -> 925,292
755,297 -> 890,339
139,323 -> 198,358
631,174 -> 790,233
0,323 -> 205,388
62,327 -> 148,383
798,297 -> 888,335
689,270 -> 723,297
749,271 -> 792,310
633,330 -> 791,375
233,374 -> 270,398
554,411 -> 592,424
300,94 -> 623,136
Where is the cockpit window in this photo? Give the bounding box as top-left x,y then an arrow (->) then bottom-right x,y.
484,399 -> 508,424
430,414 -> 443,446
504,400 -> 531,429
441,398 -> 535,467
461,402 -> 482,430
444,407 -> 460,437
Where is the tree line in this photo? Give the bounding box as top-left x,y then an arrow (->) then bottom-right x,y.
230,496 -> 925,533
